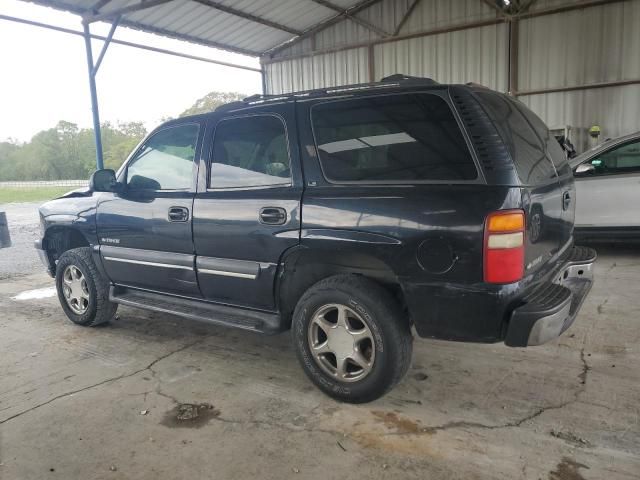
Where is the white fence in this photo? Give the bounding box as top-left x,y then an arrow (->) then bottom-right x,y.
0,180 -> 88,188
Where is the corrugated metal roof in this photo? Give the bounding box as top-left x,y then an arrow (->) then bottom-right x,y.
22,0 -> 370,56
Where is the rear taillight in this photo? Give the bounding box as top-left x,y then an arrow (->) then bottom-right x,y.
484,210 -> 525,284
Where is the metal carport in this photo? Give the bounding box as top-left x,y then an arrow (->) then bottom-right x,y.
3,0 -> 639,165
2,0 -> 385,169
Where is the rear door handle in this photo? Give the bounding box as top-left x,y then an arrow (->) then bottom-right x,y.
168,206 -> 189,222
259,207 -> 287,225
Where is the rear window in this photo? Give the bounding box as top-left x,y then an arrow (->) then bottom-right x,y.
476,92 -> 558,184
311,93 -> 477,183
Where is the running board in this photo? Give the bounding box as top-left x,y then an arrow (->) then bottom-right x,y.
109,286 -> 284,335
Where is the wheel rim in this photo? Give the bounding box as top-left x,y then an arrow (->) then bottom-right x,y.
307,303 -> 376,383
62,265 -> 90,315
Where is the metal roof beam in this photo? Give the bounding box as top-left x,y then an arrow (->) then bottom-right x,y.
190,0 -> 303,35
83,0 -> 175,23
91,15 -> 120,75
0,14 -> 262,68
393,0 -> 420,36
8,0 -> 263,55
89,0 -> 112,14
119,18 -> 260,55
309,0 -> 390,37
264,0 -> 384,57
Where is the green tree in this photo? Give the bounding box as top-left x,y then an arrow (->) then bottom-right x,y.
0,121 -> 147,181
0,90 -> 246,181
180,91 -> 246,117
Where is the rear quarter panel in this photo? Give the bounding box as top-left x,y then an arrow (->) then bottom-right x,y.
300,184 -> 524,341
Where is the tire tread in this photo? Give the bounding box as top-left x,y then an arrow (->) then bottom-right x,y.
293,274 -> 413,403
56,247 -> 117,326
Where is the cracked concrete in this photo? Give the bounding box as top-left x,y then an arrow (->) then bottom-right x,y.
0,339 -> 205,426
0,208 -> 639,479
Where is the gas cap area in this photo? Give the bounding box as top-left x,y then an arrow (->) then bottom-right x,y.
417,237 -> 457,274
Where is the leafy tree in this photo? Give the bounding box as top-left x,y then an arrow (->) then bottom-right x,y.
180,91 -> 246,117
0,121 -> 147,181
0,91 -> 244,181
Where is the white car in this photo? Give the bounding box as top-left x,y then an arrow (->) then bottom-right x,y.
571,132 -> 640,241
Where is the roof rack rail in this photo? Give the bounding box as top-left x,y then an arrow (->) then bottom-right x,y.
215,74 -> 439,112
380,74 -> 438,84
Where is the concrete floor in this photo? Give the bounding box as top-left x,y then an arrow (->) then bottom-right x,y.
0,204 -> 639,479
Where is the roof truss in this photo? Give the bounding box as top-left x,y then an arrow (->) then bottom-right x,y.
20,0 -> 396,57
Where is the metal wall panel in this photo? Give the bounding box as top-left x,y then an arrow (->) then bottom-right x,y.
518,1 -> 640,91
272,0 -> 499,58
374,23 -> 508,92
520,85 -> 640,150
398,0 -> 497,34
528,0 -> 590,11
265,48 -> 369,94
264,0 -> 640,153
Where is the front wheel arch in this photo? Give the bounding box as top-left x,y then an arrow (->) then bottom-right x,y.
44,226 -> 90,266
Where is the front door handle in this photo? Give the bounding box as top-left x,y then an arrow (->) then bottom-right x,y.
168,206 -> 189,222
259,207 -> 287,225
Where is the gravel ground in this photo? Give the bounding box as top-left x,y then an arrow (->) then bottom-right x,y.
0,202 -> 44,279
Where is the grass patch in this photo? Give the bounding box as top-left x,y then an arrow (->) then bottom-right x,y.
0,186 -> 76,203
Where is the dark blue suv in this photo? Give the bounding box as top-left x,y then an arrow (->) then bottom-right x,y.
36,76 -> 596,403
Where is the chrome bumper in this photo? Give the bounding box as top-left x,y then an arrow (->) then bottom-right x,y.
505,246 -> 596,347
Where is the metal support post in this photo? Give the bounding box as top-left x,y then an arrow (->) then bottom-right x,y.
82,17 -> 119,171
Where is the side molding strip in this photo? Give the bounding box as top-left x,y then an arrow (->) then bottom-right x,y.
103,256 -> 193,271
198,268 -> 257,280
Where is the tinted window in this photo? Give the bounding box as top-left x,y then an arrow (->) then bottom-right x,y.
210,116 -> 290,189
127,124 -> 199,190
476,92 -> 556,184
515,102 -> 571,177
311,93 -> 477,182
588,140 -> 640,175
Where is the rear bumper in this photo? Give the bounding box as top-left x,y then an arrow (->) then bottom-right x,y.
505,246 -> 596,347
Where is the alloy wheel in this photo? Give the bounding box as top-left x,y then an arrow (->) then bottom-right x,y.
307,303 -> 376,382
62,265 -> 90,315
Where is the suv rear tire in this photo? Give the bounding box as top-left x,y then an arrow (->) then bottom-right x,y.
55,247 -> 117,327
292,275 -> 412,403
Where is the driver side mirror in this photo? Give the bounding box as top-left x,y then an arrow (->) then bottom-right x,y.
575,163 -> 595,176
89,169 -> 118,192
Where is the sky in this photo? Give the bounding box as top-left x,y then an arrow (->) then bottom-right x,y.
0,0 -> 262,142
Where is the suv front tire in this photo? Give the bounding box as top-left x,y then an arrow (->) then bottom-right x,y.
55,247 -> 117,327
292,275 -> 412,403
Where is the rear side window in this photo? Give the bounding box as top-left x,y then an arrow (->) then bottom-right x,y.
311,93 -> 477,183
476,92 -> 556,184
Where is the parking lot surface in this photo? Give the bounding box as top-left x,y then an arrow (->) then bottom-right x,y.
0,203 -> 638,479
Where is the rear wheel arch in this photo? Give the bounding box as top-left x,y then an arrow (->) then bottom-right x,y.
276,247 -> 409,329
291,273 -> 413,402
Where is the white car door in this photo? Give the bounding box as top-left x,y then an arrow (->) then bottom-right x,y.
575,138 -> 640,227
